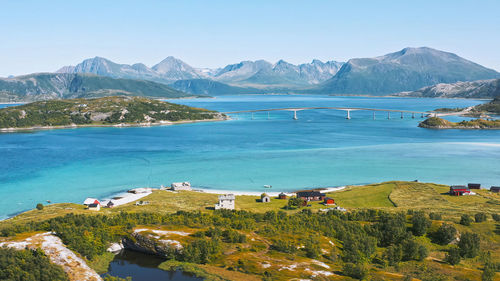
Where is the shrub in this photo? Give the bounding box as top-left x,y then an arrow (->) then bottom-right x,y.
36,203 -> 44,210
475,213 -> 487,223
411,211 -> 431,236
434,223 -> 457,245
429,212 -> 442,220
445,247 -> 461,265
492,213 -> 500,222
460,214 -> 473,226
286,197 -> 305,209
458,232 -> 480,258
342,263 -> 367,279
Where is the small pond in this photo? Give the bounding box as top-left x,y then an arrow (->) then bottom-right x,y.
103,250 -> 203,281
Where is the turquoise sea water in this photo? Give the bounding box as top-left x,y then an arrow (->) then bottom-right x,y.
1,95 -> 499,219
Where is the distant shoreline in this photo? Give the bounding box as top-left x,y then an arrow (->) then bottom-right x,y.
0,117 -> 227,133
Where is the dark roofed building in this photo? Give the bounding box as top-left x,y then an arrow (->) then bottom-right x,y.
278,192 -> 287,199
468,183 -> 481,189
450,185 -> 470,196
297,191 -> 326,201
490,186 -> 500,193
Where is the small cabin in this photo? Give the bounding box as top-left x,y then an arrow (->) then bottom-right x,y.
215,194 -> 235,210
467,183 -> 481,189
297,191 -> 326,201
490,186 -> 500,193
450,185 -> 470,196
106,201 -> 115,208
261,193 -> 271,203
324,197 -> 335,205
88,203 -> 100,211
83,198 -> 100,206
278,192 -> 287,199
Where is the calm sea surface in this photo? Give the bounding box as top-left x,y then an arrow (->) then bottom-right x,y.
1,95 -> 499,219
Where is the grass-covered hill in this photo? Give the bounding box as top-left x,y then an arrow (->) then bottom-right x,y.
0,73 -> 194,102
474,97 -> 500,115
419,116 -> 500,129
1,181 -> 499,280
0,96 -> 224,129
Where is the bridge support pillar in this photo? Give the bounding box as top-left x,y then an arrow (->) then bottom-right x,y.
346,110 -> 351,120
373,111 -> 375,120
293,110 -> 298,120
251,112 -> 254,120
401,112 -> 404,119
267,111 -> 270,120
387,112 -> 390,119
421,113 -> 424,118
412,113 -> 415,119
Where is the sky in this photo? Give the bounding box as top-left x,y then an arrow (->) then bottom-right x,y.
1,0 -> 499,77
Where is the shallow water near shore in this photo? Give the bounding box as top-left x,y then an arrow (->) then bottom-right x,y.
103,250 -> 202,281
1,95 -> 499,219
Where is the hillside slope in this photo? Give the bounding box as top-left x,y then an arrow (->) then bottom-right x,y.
396,79 -> 500,98
318,47 -> 500,95
0,73 -> 193,102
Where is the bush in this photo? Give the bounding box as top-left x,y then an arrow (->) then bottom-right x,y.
411,211 -> 431,236
445,247 -> 461,265
434,223 -> 457,245
36,203 -> 44,210
286,197 -> 305,209
458,232 -> 480,258
492,213 -> 500,222
342,263 -> 367,279
475,213 -> 488,223
482,262 -> 496,281
429,212 -> 442,220
460,214 -> 473,226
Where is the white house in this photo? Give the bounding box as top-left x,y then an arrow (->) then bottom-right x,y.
215,194 -> 235,210
171,182 -> 192,191
83,198 -> 99,206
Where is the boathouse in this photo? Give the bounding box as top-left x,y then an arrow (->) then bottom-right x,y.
450,185 -> 470,196
261,193 -> 271,203
297,191 -> 326,201
490,186 -> 500,193
278,192 -> 287,199
468,183 -> 481,189
215,194 -> 235,210
324,197 -> 335,205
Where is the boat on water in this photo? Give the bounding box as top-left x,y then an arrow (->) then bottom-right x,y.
264,185 -> 272,188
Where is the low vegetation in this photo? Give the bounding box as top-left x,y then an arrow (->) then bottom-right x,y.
0,96 -> 223,129
1,181 -> 499,280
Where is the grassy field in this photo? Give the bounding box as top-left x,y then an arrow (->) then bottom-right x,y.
2,181 -> 500,281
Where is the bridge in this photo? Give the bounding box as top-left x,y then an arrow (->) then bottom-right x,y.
222,106 -> 459,120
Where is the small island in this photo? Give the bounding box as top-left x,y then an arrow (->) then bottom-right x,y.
0,96 -> 226,131
419,116 -> 500,129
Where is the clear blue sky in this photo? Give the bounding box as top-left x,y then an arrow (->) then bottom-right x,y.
1,0 -> 499,77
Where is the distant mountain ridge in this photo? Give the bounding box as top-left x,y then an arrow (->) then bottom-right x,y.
318,47 -> 500,95
0,73 -> 192,102
57,57 -> 344,90
395,79 -> 500,98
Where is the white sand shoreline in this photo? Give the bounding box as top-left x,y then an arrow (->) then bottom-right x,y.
192,186 -> 347,196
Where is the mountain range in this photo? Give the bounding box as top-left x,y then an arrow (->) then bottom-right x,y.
57,57 -> 344,89
0,73 -> 192,102
318,47 -> 500,95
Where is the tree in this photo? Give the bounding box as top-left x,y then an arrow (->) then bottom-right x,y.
458,232 -> 480,258
411,211 -> 431,236
434,223 -> 457,245
304,237 -> 321,259
482,262 -> 496,281
460,214 -> 473,226
36,203 -> 44,210
445,247 -> 461,265
343,263 -> 367,279
475,213 -> 487,223
492,213 -> 500,222
286,197 -> 305,209
429,212 -> 442,220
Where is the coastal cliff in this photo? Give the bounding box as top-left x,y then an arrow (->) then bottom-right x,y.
0,96 -> 226,131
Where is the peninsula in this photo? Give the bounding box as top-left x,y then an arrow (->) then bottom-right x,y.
0,96 -> 226,131
419,117 -> 500,129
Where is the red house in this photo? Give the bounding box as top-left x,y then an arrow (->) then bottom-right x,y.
450,185 -> 470,196
297,191 -> 326,201
278,192 -> 287,199
324,197 -> 335,205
